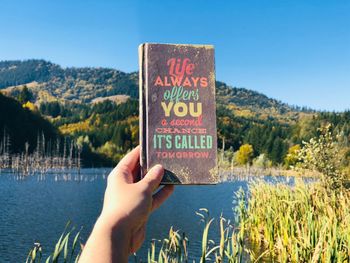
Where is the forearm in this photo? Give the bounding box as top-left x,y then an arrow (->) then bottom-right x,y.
79,216 -> 131,263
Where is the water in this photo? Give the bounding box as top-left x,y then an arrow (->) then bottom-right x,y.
0,169 -> 296,262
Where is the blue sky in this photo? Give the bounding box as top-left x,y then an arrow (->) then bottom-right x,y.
0,0 -> 349,111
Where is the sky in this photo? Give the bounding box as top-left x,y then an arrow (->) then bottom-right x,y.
0,0 -> 349,111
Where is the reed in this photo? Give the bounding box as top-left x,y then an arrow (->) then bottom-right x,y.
142,208 -> 256,263
26,222 -> 81,263
145,180 -> 350,262
243,179 -> 350,262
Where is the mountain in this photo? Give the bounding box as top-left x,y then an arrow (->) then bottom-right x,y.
0,59 -> 310,123
0,60 -> 138,103
215,81 -> 314,123
0,92 -> 59,153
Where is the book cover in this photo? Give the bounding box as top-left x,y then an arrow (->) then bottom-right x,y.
139,43 -> 218,184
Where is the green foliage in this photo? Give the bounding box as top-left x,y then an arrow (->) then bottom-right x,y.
0,93 -> 58,153
253,153 -> 272,169
297,124 -> 345,189
216,81 -> 312,116
0,93 -> 112,167
0,60 -> 60,89
40,101 -> 63,118
242,180 -> 350,262
284,144 -> 301,168
269,137 -> 287,164
26,223 -> 81,263
142,208 -> 251,263
48,99 -> 139,165
18,86 -> 33,104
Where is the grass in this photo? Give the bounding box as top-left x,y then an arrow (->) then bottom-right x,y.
26,222 -> 81,263
143,208 -> 251,263
26,180 -> 350,262
243,179 -> 350,262
145,180 -> 350,262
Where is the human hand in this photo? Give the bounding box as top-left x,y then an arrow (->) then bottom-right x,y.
79,146 -> 174,263
101,145 -> 174,253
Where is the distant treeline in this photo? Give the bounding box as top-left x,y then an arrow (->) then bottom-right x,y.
38,98 -> 350,168
0,60 -> 60,88
46,99 -> 139,163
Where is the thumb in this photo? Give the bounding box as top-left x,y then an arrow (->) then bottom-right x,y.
141,164 -> 164,192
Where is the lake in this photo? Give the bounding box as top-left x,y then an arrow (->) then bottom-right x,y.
0,168 -> 295,262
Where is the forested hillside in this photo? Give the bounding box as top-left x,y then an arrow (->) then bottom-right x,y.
0,60 -> 138,102
0,59 -> 349,169
0,60 -> 302,116
0,92 -> 58,153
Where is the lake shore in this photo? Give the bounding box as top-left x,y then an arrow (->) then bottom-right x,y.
220,166 -> 321,181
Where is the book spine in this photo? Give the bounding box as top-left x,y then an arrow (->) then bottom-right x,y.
144,44 -> 149,177
138,44 -> 147,179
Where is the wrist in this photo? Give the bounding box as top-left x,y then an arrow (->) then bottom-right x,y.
94,214 -> 132,259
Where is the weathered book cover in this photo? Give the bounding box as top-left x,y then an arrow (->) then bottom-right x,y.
139,43 -> 218,184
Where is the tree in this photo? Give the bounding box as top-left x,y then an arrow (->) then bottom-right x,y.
22,101 -> 38,112
18,86 -> 33,104
98,141 -> 118,160
297,124 -> 344,190
253,153 -> 272,169
284,144 -> 301,168
235,144 -> 254,166
269,137 -> 286,165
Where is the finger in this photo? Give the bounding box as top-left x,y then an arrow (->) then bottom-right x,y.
116,145 -> 140,172
140,164 -> 164,192
110,146 -> 140,183
152,185 -> 174,211
118,146 -> 140,183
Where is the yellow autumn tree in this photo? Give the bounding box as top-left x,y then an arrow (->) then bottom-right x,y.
284,144 -> 301,168
235,144 -> 254,166
98,141 -> 118,160
130,125 -> 139,144
22,101 -> 38,112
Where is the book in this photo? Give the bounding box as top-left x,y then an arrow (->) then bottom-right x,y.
139,43 -> 218,184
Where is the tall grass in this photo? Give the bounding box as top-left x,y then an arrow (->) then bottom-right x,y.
26,223 -> 81,263
144,179 -> 350,262
143,208 -> 260,263
243,179 -> 350,262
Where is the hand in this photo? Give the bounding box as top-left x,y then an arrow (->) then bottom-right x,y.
79,146 -> 174,262
101,145 -> 174,253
